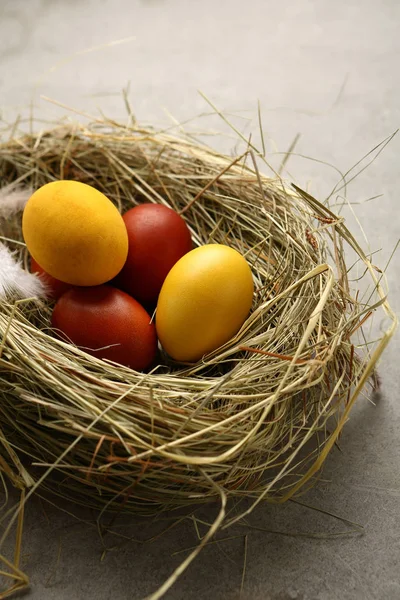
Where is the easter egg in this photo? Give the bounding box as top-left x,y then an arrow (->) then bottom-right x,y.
31,257 -> 72,300
22,181 -> 128,286
51,286 -> 157,370
156,244 -> 254,362
115,204 -> 192,307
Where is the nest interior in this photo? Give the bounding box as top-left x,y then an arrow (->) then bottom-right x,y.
0,120 -> 394,527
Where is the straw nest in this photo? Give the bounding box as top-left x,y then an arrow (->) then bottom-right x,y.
0,118 -> 396,531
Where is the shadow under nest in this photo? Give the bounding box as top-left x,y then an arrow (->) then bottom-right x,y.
0,121 -> 390,526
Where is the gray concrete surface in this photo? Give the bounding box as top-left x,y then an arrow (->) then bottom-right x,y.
0,0 -> 399,598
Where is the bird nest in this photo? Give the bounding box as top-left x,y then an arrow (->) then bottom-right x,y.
0,117 -> 396,596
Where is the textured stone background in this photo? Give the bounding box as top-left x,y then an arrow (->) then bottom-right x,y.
0,0 -> 399,598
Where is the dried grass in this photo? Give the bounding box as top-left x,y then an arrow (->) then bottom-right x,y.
0,113 -> 396,598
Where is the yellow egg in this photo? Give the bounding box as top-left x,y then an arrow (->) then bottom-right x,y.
156,244 -> 254,362
22,181 -> 128,286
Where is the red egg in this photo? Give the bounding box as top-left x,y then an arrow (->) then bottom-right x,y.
115,204 -> 192,307
51,286 -> 157,370
31,257 -> 73,300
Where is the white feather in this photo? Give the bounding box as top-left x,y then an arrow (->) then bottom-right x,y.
0,243 -> 46,300
0,184 -> 32,218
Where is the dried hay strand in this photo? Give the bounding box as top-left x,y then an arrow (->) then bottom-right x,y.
0,114 -> 397,597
